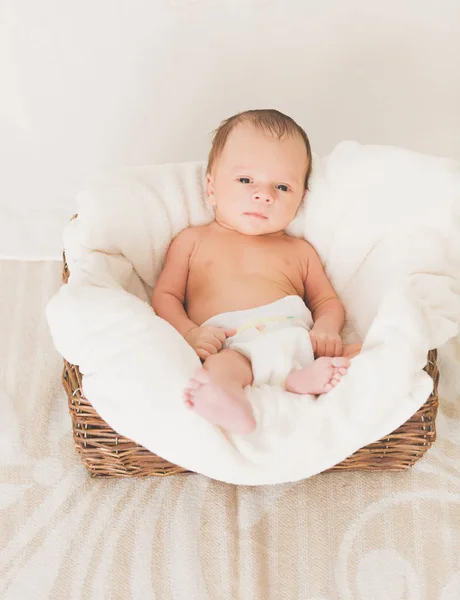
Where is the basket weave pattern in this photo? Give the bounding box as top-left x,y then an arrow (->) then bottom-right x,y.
61,256 -> 439,478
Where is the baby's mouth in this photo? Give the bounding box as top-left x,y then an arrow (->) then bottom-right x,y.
243,212 -> 268,219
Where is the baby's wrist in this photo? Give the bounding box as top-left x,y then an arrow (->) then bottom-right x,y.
312,322 -> 336,331
311,323 -> 341,336
184,325 -> 199,341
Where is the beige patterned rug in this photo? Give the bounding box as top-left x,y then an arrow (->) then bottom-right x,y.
1,260 -> 459,600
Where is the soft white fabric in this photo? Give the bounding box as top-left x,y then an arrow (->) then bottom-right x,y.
46,141 -> 460,485
204,296 -> 315,387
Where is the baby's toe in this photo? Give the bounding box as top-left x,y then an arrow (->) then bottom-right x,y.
187,378 -> 202,392
184,389 -> 194,408
192,367 -> 211,384
331,357 -> 350,368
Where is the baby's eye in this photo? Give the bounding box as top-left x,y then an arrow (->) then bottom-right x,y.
238,177 -> 251,184
276,184 -> 289,192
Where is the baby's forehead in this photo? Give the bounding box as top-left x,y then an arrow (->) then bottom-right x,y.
224,124 -> 302,155
225,121 -> 278,143
220,126 -> 308,172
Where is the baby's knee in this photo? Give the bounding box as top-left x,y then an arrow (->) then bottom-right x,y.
205,349 -> 253,385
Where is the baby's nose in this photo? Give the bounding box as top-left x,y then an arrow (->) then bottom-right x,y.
252,189 -> 273,204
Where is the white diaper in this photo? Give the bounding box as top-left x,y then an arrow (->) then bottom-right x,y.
202,296 -> 315,387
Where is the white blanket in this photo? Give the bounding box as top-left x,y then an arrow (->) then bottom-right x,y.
46,141 -> 460,485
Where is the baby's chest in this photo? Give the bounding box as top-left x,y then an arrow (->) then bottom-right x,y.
195,244 -> 303,280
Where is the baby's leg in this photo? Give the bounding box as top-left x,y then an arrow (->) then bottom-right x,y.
184,349 -> 256,434
342,343 -> 362,359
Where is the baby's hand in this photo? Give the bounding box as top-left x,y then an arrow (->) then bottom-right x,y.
309,327 -> 343,358
185,326 -> 236,361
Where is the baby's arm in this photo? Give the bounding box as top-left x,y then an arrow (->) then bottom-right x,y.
302,243 -> 345,357
152,229 -> 234,360
152,228 -> 198,338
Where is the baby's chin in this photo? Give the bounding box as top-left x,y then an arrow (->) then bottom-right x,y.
217,217 -> 286,236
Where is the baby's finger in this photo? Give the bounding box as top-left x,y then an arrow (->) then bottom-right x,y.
316,341 -> 326,357
323,341 -> 334,357
197,349 -> 210,361
224,328 -> 237,337
211,335 -> 224,350
334,342 -> 341,357
211,328 -> 228,344
207,335 -> 223,350
202,342 -> 218,355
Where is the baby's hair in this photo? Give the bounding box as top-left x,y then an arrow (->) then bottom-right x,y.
207,109 -> 313,190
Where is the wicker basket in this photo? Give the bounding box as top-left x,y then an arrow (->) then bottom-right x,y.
61,255 -> 439,478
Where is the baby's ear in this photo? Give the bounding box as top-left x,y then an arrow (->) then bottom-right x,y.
206,173 -> 216,206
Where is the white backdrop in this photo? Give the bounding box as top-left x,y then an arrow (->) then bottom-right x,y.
1,0 -> 459,259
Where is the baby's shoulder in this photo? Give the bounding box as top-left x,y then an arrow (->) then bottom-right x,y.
172,224 -> 207,245
284,235 -> 317,257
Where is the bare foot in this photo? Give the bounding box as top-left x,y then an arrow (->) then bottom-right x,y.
286,357 -> 351,395
184,368 -> 256,434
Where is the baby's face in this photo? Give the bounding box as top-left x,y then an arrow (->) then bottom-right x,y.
207,123 -> 309,236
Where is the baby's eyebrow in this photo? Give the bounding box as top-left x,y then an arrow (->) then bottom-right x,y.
276,175 -> 302,187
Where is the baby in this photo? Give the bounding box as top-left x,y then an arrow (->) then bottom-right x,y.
152,109 -> 361,434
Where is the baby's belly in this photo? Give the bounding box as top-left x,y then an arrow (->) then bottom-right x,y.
186,275 -> 301,326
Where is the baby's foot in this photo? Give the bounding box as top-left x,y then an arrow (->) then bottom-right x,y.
286,357 -> 350,395
184,368 -> 256,434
